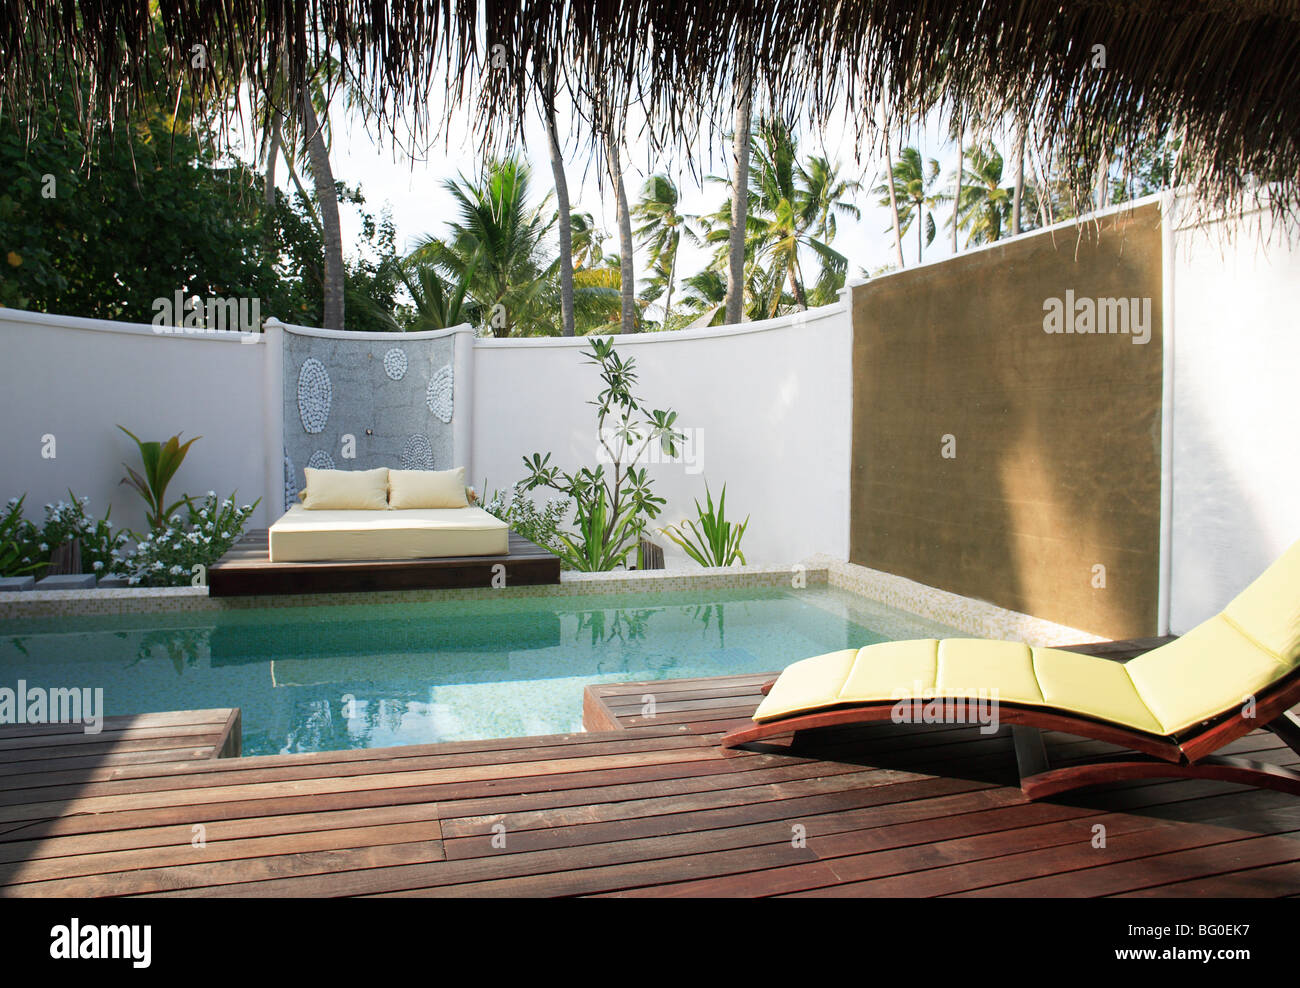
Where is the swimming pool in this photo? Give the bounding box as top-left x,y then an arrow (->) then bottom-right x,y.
0,587 -> 961,755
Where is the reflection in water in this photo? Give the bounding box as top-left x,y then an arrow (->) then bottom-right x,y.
0,588 -> 958,755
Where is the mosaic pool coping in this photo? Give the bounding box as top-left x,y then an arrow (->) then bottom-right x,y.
0,563 -> 828,619
0,556 -> 1105,647
806,554 -> 1107,647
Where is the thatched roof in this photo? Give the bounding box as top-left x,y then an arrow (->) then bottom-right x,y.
5,1 -> 1299,212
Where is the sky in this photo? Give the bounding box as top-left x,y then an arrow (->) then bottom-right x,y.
234,85 -> 1009,309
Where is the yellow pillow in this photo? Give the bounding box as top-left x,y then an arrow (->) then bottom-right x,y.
388,467 -> 470,509
301,467 -> 390,510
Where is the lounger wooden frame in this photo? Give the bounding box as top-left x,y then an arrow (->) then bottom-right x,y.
720,666 -> 1300,799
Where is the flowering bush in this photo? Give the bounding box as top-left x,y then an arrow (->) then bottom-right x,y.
128,492 -> 258,587
0,496 -> 44,577
36,494 -> 133,578
482,484 -> 570,556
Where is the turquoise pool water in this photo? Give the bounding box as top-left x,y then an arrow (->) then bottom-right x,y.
0,587 -> 960,755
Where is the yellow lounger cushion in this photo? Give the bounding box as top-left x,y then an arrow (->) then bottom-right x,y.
752,538 -> 1300,739
755,639 -> 1165,736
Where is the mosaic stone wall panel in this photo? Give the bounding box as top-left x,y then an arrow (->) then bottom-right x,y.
282,332 -> 456,500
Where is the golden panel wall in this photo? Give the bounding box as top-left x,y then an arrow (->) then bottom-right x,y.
849,202 -> 1164,639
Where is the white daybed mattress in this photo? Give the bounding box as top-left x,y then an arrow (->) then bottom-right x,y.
269,505 -> 510,562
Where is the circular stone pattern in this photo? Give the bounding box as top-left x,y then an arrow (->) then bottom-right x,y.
383,348 -> 408,381
427,363 -> 454,423
297,358 -> 332,434
283,453 -> 299,506
401,434 -> 435,470
307,449 -> 336,471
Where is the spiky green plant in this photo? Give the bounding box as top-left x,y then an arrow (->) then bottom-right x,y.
118,426 -> 201,532
660,483 -> 750,567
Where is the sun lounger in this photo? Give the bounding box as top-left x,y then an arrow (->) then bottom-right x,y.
721,540 -> 1300,798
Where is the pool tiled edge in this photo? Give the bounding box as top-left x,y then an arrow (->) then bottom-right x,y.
0,556 -> 1107,648
0,563 -> 829,619
806,553 -> 1106,648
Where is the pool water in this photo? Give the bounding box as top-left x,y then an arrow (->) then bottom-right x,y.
0,587 -> 961,755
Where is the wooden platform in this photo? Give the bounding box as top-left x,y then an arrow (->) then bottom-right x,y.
2,637 -> 1299,896
0,708 -> 241,781
208,529 -> 561,597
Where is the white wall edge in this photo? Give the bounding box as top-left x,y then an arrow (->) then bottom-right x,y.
1157,191 -> 1177,636
0,305 -> 266,343
265,318 -> 475,342
471,302 -> 846,348
262,322 -> 286,519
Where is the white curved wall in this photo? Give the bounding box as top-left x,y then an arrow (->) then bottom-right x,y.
0,309 -> 270,533
1167,205 -> 1300,632
471,304 -> 854,565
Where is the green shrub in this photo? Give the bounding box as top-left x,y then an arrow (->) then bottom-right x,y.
481,484 -> 570,556
128,492 -> 258,587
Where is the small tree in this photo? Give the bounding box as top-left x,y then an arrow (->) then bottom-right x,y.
521,338 -> 683,570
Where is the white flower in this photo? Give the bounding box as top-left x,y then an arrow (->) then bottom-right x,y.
38,542 -> 48,551
92,560 -> 104,571
169,565 -> 184,575
153,561 -> 165,570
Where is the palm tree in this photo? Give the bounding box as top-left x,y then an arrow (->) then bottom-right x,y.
725,51 -> 753,325
800,155 -> 864,245
952,140 -> 1013,246
299,91 -> 344,329
409,157 -> 556,337
632,174 -> 696,326
880,119 -> 906,268
569,212 -> 607,269
538,64 -> 575,336
390,255 -> 479,331
873,146 -> 942,264
746,120 -> 835,314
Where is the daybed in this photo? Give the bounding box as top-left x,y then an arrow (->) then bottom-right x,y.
268,466 -> 509,563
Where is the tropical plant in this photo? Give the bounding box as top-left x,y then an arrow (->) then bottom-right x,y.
660,483 -> 750,567
873,146 -> 943,264
521,337 -> 684,570
409,157 -> 556,336
633,174 -> 697,327
127,492 -> 259,587
389,253 -> 479,331
118,426 -> 202,532
0,496 -> 43,577
951,140 -> 1013,247
481,484 -> 571,556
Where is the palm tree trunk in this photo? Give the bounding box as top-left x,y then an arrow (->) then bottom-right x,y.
883,122 -> 905,268
663,232 -> 678,328
606,128 -> 636,333
788,264 -> 807,310
264,111 -> 282,212
1094,150 -> 1109,211
952,115 -> 963,252
917,205 -> 924,263
725,52 -> 752,324
542,72 -> 575,337
301,92 -> 344,330
1012,119 -> 1025,235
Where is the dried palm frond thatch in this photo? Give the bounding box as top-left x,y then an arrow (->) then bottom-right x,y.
3,1 -> 1298,216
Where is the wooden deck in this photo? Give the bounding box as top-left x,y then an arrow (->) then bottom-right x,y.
2,636 -> 1299,896
208,529 -> 560,597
